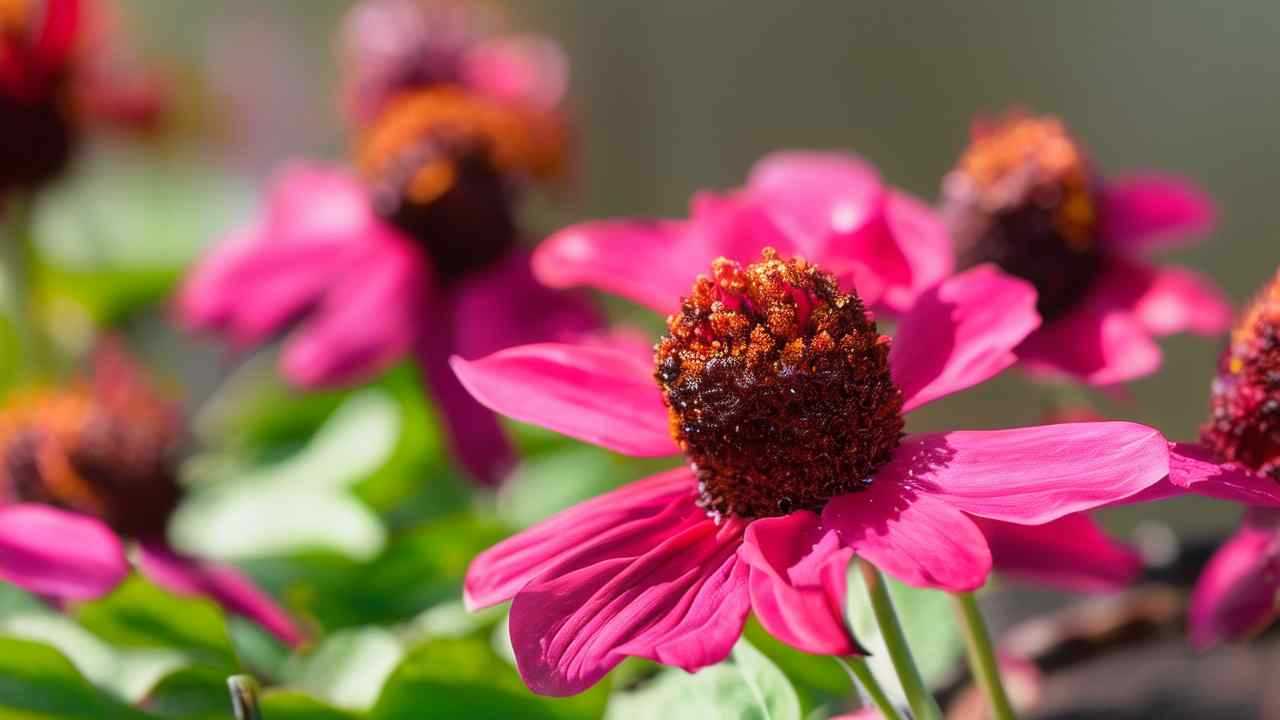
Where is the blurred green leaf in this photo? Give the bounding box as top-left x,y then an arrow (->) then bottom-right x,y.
847,562 -> 963,705
498,445 -> 668,528
283,628 -> 404,711
741,620 -> 847,697
606,638 -> 800,720
298,513 -> 509,631
76,576 -> 238,670
0,635 -> 149,719
370,635 -> 607,720
258,691 -> 362,720
143,665 -> 230,719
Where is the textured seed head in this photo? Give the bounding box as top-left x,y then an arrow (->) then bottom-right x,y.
655,249 -> 903,520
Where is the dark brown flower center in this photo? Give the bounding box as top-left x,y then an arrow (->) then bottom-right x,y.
0,0 -> 76,194
941,114 -> 1102,322
1201,274 -> 1280,478
0,382 -> 182,540
656,249 -> 904,520
357,87 -> 565,280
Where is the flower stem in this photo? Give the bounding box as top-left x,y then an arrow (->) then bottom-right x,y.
953,592 -> 1017,720
859,562 -> 944,720
2,197 -> 50,377
227,675 -> 262,720
839,656 -> 906,720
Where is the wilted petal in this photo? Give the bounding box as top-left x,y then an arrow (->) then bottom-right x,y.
0,505 -> 127,601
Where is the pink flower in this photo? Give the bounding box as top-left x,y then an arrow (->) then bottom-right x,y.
179,164 -> 597,484
0,342 -> 301,646
1155,272 -> 1280,647
534,151 -> 953,316
456,220 -> 1173,694
338,0 -> 568,127
940,113 -> 1230,386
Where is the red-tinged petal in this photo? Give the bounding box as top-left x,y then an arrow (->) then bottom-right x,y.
739,512 -> 860,655
416,313 -> 514,486
136,544 -> 303,647
463,35 -> 568,112
1188,509 -> 1280,648
32,0 -> 80,70
533,220 -> 698,314
450,342 -> 676,457
1167,442 -> 1280,508
891,264 -> 1039,413
450,250 -> 600,360
281,242 -> 428,387
0,505 -> 127,601
465,468 -> 697,609
508,503 -> 748,695
1016,302 -> 1162,387
897,423 -> 1168,524
822,477 -> 992,592
1101,173 -> 1216,251
974,514 -> 1141,592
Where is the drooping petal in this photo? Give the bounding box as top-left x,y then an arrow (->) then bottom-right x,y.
532,220 -> 699,314
465,468 -> 696,609
281,241 -> 430,387
136,544 -> 303,647
895,423 -> 1168,525
450,342 -> 676,457
507,499 -> 748,695
0,505 -> 128,601
1167,442 -> 1280,508
463,35 -> 568,112
973,514 -> 1141,592
1015,301 -> 1162,386
891,264 -> 1039,413
822,477 -> 992,592
1188,509 -> 1280,648
1100,174 -> 1216,251
450,250 -> 600,361
739,511 -> 860,655
416,311 -> 514,486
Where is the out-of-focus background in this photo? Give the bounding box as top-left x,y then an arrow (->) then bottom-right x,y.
14,2 -> 1280,717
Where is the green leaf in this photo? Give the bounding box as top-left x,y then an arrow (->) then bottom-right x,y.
283,628 -> 404,711
76,576 -> 238,669
498,445 -> 661,528
606,638 -> 800,720
0,635 -> 149,719
298,513 -> 510,631
143,666 -> 232,720
370,635 -> 607,720
258,691 -> 362,720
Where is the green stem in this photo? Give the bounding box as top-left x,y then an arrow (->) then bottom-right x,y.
859,562 -> 944,720
227,675 -> 262,720
839,656 -> 906,720
2,197 -> 50,378
953,592 -> 1017,720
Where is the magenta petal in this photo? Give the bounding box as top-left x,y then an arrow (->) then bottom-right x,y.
463,35 -> 568,111
1167,442 -> 1280,508
1016,300 -> 1162,386
533,220 -> 699,314
822,478 -> 991,592
891,264 -> 1039,413
974,514 -> 1140,592
450,250 -> 600,360
465,468 -> 697,609
136,543 -> 303,647
1188,510 -> 1280,648
1100,173 -> 1216,251
0,505 -> 128,601
898,423 -> 1168,524
508,500 -> 748,695
739,512 -> 860,655
451,342 -> 675,456
1131,265 -> 1232,337
879,191 -> 954,311
282,241 -> 429,387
